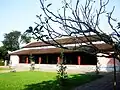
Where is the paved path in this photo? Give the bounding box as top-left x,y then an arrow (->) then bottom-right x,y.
74,72 -> 120,90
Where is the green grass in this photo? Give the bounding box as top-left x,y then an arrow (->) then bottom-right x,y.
0,67 -> 10,71
0,71 -> 102,90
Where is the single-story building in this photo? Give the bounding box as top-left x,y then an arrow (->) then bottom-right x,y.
9,35 -> 120,72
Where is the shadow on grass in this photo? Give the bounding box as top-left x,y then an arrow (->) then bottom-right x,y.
24,73 -> 103,90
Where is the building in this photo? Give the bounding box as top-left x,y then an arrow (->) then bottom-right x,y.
9,35 -> 120,72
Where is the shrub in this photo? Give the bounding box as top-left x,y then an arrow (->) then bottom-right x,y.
56,50 -> 68,87
0,59 -> 4,66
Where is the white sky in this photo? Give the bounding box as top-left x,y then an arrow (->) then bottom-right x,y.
0,0 -> 120,46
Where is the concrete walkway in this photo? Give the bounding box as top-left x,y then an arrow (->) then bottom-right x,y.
74,72 -> 120,90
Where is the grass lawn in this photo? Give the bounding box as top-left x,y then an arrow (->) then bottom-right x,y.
0,67 -> 10,71
0,71 -> 102,90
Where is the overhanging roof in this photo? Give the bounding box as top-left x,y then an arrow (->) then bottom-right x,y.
23,35 -> 101,48
9,48 -> 74,55
9,43 -> 113,55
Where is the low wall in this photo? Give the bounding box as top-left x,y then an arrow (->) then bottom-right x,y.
39,64 -> 96,73
97,57 -> 120,72
13,63 -> 120,72
13,64 -> 96,72
99,66 -> 120,72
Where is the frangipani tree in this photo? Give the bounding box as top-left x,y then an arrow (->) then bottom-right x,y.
26,0 -> 119,89
26,0 -> 120,54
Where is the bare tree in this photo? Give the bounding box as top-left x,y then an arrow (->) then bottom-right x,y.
26,0 -> 120,53
26,0 -> 119,89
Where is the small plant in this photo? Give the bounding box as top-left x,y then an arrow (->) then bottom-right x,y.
56,49 -> 68,87
29,54 -> 35,71
96,59 -> 100,74
0,60 -> 4,66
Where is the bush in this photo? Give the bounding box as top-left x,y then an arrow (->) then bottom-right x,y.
56,50 -> 68,87
0,59 -> 4,66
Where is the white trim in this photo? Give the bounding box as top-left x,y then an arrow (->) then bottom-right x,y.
97,53 -> 109,57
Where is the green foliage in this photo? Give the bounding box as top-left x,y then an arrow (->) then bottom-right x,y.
2,31 -> 21,51
29,54 -> 34,62
56,65 -> 68,86
0,60 -> 4,66
29,55 -> 35,71
56,50 -> 68,87
20,33 -> 31,44
0,46 -> 8,60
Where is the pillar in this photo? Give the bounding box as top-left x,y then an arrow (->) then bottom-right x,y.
4,60 -> 7,66
46,55 -> 48,64
39,57 -> 41,64
19,56 -> 20,63
78,56 -> 81,65
26,57 -> 28,64
57,56 -> 60,64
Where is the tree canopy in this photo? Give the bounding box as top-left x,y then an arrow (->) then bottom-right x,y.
0,30 -> 32,61
0,46 -> 7,60
20,33 -> 31,44
2,31 -> 21,51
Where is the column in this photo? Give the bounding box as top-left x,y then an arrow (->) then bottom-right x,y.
19,56 -> 20,63
39,57 -> 41,64
78,56 -> 81,65
46,55 -> 48,64
57,56 -> 60,64
4,60 -> 7,66
26,57 -> 28,64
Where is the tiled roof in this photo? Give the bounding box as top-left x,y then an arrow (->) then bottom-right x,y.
23,35 -> 101,48
10,44 -> 113,55
9,35 -> 113,55
10,48 -> 74,55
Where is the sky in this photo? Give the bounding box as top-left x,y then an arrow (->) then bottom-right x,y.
0,0 -> 120,46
